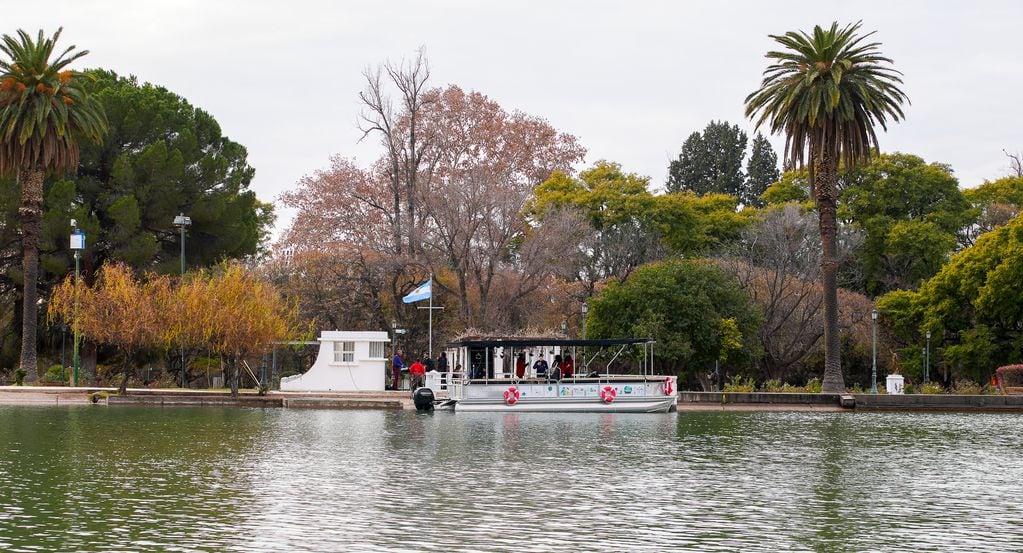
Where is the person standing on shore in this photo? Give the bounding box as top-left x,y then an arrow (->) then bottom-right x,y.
392,350 -> 405,390
409,358 -> 426,390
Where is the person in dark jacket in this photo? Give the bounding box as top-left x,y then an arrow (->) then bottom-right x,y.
533,353 -> 549,379
551,354 -> 563,381
438,351 -> 449,386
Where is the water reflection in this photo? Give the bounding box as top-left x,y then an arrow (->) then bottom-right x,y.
0,407 -> 1021,552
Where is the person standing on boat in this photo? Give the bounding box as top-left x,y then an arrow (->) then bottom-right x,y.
515,352 -> 527,379
563,354 -> 575,378
550,354 -> 563,381
392,350 -> 405,391
409,358 -> 426,390
438,351 -> 449,386
533,353 -> 549,379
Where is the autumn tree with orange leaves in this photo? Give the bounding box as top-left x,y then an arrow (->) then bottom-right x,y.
193,264 -> 300,396
50,263 -> 165,393
50,262 -> 298,394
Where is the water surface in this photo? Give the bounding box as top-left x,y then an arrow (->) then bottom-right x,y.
0,406 -> 1020,552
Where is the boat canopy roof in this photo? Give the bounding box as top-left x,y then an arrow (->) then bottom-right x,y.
446,337 -> 654,348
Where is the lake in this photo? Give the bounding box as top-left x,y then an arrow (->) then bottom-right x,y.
0,406 -> 1020,552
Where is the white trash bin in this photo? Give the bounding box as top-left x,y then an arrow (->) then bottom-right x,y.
886,374 -> 905,395
424,370 -> 441,391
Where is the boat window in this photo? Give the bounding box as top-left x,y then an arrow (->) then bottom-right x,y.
333,341 -> 355,363
369,342 -> 385,359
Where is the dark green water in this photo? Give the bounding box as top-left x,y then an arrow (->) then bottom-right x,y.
0,406 -> 1020,552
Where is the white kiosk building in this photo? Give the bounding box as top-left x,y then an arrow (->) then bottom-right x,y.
280,331 -> 390,392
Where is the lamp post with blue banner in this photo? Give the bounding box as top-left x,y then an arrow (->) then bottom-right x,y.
403,276 -> 442,359
69,221 -> 85,387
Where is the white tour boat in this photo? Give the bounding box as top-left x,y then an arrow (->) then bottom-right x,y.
427,337 -> 677,413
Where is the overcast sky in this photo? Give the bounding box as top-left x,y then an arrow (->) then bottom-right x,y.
11,1 -> 1023,237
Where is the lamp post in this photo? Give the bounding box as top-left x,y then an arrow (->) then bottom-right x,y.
69,221 -> 85,387
871,309 -> 878,394
924,330 -> 931,384
391,319 -> 398,356
581,303 -> 589,372
173,213 -> 191,387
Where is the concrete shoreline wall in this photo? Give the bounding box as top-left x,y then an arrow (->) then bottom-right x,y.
680,391 -> 1023,412
3,387 -> 1023,412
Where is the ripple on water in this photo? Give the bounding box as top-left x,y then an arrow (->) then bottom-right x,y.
0,406 -> 1021,552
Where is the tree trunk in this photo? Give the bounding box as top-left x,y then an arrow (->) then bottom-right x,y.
118,355 -> 132,395
230,358 -> 240,397
82,340 -> 98,386
815,151 -> 845,393
18,166 -> 45,382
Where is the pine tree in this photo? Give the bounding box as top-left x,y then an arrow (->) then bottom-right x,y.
666,121 -> 747,197
744,133 -> 780,207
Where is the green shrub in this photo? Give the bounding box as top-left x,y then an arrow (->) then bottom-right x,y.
41,365 -> 65,384
761,378 -> 784,392
919,382 -> 945,394
724,375 -> 756,393
14,368 -> 26,386
804,377 -> 822,393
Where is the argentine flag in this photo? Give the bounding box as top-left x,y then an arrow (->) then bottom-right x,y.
402,278 -> 432,303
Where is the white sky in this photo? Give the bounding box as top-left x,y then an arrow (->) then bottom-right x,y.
11,1 -> 1023,238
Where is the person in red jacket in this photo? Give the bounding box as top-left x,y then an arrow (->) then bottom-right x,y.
515,352 -> 527,379
562,354 -> 575,378
409,358 -> 426,390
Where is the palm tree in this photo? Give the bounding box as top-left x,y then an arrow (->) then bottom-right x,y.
0,28 -> 106,381
745,21 -> 907,393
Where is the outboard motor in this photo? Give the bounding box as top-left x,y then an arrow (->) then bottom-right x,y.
412,387 -> 435,412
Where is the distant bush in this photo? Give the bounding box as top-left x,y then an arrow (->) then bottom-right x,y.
918,382 -> 945,394
724,375 -> 756,393
14,368 -> 26,386
996,365 -> 1023,387
951,379 -> 984,395
756,377 -> 825,393
40,365 -> 65,384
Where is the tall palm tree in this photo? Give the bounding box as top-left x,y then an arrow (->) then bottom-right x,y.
0,28 -> 106,381
745,21 -> 907,393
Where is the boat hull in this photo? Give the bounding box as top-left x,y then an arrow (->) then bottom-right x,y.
454,395 -> 676,413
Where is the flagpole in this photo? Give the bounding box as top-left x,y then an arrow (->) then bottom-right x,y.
428,274 -> 433,359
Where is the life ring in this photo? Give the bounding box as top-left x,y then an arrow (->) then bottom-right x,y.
504,386 -> 520,405
600,385 -> 616,403
664,376 -> 674,396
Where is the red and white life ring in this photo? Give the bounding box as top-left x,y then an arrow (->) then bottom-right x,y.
664,376 -> 674,396
504,386 -> 521,405
600,385 -> 617,403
